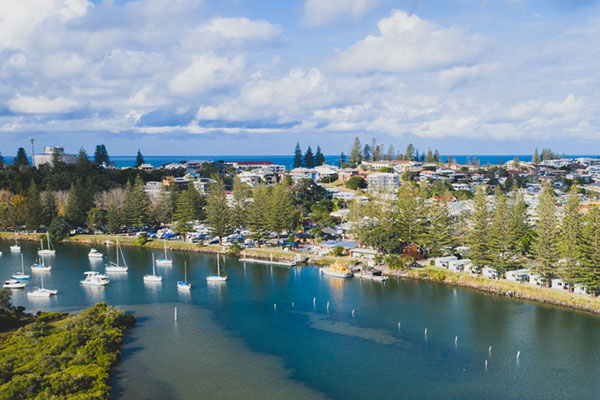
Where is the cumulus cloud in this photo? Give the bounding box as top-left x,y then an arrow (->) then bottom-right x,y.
302,0 -> 379,28
335,10 -> 482,73
8,95 -> 78,114
168,53 -> 245,96
200,17 -> 281,40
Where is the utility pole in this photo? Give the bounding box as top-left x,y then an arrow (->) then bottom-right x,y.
29,136 -> 35,167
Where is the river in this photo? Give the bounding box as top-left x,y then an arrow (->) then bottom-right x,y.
1,239 -> 599,399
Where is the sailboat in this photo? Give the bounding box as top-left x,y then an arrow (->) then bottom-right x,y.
177,261 -> 191,291
206,254 -> 227,282
143,254 -> 162,282
13,254 -> 30,280
31,255 -> 51,271
38,232 -> 56,255
156,239 -> 173,266
105,240 -> 128,272
10,231 -> 20,252
27,274 -> 57,297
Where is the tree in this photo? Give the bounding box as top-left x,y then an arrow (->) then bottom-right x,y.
48,217 -> 70,242
469,185 -> 491,268
472,156 -> 481,168
152,188 -> 174,225
135,150 -> 144,167
291,178 -> 325,214
532,148 -> 541,164
304,146 -> 315,168
267,184 -> 296,236
559,185 -> 583,289
173,187 -> 196,238
489,186 -> 517,275
24,181 -> 43,231
123,176 -> 152,227
362,144 -> 371,162
385,144 -> 395,161
40,191 -> 57,228
65,180 -> 94,228
531,183 -> 559,286
511,190 -> 531,255
425,149 -> 434,163
349,137 -> 362,167
230,178 -> 250,230
396,185 -> 425,245
94,144 -> 110,165
315,146 -> 325,166
581,205 -> 600,296
345,176 -> 366,190
404,144 -> 415,161
205,178 -> 232,242
339,152 -> 346,168
247,187 -> 271,245
293,143 -> 303,168
372,145 -> 382,162
0,152 -> 4,168
13,148 -> 29,168
86,207 -> 107,232
106,204 -> 123,234
423,193 -> 454,257
433,150 -> 441,163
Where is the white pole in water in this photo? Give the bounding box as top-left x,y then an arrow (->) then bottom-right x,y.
485,360 -> 488,369
398,322 -> 401,330
274,304 -> 277,311
292,302 -> 295,308
424,328 -> 428,336
455,336 -> 458,345
313,297 -> 316,307
517,351 -> 520,360
174,307 -> 177,321
352,309 -> 355,317
326,301 -> 330,312
489,346 -> 492,355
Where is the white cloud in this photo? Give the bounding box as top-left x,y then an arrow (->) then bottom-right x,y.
302,0 -> 379,28
200,17 -> 281,40
168,53 -> 245,96
336,10 -> 482,73
8,95 -> 78,114
438,63 -> 499,88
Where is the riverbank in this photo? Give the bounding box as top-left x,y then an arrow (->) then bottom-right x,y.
389,266 -> 600,315
0,302 -> 135,398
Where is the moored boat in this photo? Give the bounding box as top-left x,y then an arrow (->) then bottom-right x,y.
207,254 -> 227,282
105,240 -> 128,272
156,239 -> 173,266
80,271 -> 110,286
3,279 -> 26,289
320,261 -> 353,278
13,254 -> 30,280
38,232 -> 56,255
88,248 -> 103,258
143,254 -> 162,282
31,256 -> 51,271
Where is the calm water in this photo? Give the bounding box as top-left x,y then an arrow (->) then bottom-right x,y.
2,239 -> 600,399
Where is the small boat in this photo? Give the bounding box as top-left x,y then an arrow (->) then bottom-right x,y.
156,239 -> 173,266
177,261 -> 191,291
320,260 -> 353,278
207,254 -> 227,282
13,254 -> 30,280
88,248 -> 103,258
143,254 -> 162,282
3,279 -> 26,289
80,271 -> 110,286
10,232 -> 20,252
38,232 -> 56,255
31,256 -> 51,272
27,274 -> 57,297
105,240 -> 128,272
355,268 -> 389,282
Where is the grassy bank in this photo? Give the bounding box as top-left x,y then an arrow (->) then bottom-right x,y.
391,266 -> 600,315
0,302 -> 135,399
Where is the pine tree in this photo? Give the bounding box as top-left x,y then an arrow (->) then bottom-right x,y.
65,180 -> 94,228
293,143 -> 303,168
339,152 -> 346,168
404,144 -> 415,161
424,193 -> 453,257
472,156 -> 481,168
469,185 -> 491,268
247,186 -> 271,245
86,207 -> 107,232
425,149 -> 434,163
373,145 -> 382,162
396,185 -> 424,244
230,177 -> 250,230
559,185 -> 583,288
123,176 -> 152,227
25,181 -> 43,231
362,144 -> 371,162
14,148 -> 29,168
106,203 -> 123,234
489,186 -> 516,275
135,150 -> 144,167
94,144 -> 110,166
267,184 -> 296,237
581,205 -> 600,296
173,187 -> 196,238
0,152 -> 5,168
205,178 -> 232,242
40,191 -> 57,228
153,188 -> 174,225
433,149 -> 441,163
349,137 -> 362,167
315,146 -> 326,166
304,146 -> 315,168
532,148 -> 541,164
386,145 -> 395,161
511,189 -> 530,255
531,183 -> 559,286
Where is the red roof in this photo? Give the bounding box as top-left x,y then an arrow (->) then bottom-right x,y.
231,161 -> 274,165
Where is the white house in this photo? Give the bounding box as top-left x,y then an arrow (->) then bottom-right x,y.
551,278 -> 569,292
350,248 -> 379,260
506,269 -> 530,283
435,256 -> 458,268
448,259 -> 472,272
529,274 -> 546,287
482,267 -> 500,280
366,173 -> 400,191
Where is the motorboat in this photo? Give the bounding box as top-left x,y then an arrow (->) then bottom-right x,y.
143,254 -> 162,282
3,279 -> 26,289
207,254 -> 227,282
88,248 -> 103,258
80,271 -> 110,286
38,232 -> 56,255
105,240 -> 128,272
13,254 -> 30,280
155,239 -> 173,266
320,261 -> 353,278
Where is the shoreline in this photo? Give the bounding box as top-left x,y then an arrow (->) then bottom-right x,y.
3,232 -> 600,316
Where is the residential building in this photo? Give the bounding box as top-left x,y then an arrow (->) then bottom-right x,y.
366,172 -> 400,191
32,146 -> 77,166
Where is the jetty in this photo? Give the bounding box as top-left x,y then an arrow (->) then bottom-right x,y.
239,252 -> 307,267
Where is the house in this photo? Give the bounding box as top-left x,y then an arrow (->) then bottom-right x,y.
338,169 -> 360,182
316,240 -> 359,255
448,259 -> 472,272
505,269 -> 530,283
32,146 -> 77,166
366,172 -> 400,191
238,170 -> 261,187
435,256 -> 458,268
226,161 -> 285,174
289,168 -> 317,181
529,274 -> 546,287
482,267 -> 500,280
350,248 -> 379,260
138,163 -> 155,172
403,243 -> 427,261
144,181 -> 163,195
551,278 -> 569,291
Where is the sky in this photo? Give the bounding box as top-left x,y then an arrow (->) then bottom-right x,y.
1,0 -> 600,156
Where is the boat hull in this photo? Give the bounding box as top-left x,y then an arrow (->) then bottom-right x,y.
38,250 -> 56,255
320,268 -> 353,278
206,275 -> 227,282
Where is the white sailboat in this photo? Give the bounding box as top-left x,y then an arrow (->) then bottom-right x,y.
31,255 -> 51,271
88,248 -> 103,258
206,254 -> 227,282
177,261 -> 191,291
143,253 -> 162,282
80,271 -> 110,286
38,232 -> 56,255
27,274 -> 57,297
3,279 -> 26,289
13,254 -> 30,280
105,240 -> 128,272
155,239 -> 173,266
10,231 -> 20,252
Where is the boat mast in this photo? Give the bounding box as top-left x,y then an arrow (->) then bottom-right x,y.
217,254 -> 220,276
164,239 -> 167,259
152,253 -> 156,275
21,253 -> 24,273
184,261 -> 187,283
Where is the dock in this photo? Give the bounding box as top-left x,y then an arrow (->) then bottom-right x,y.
239,258 -> 296,267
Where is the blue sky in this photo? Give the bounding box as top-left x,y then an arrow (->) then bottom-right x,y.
1,0 -> 599,156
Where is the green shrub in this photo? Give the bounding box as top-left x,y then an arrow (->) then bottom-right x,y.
330,245 -> 345,257
345,176 -> 367,190
137,232 -> 148,246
